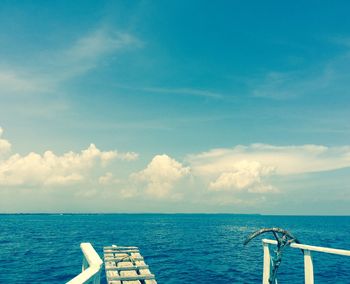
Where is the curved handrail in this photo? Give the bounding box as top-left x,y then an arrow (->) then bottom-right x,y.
263,239 -> 350,256
262,239 -> 350,284
66,243 -> 103,284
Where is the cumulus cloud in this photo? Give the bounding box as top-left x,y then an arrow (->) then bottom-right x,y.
118,152 -> 139,161
99,172 -> 120,185
188,144 -> 350,176
0,128 -> 11,156
209,160 -> 277,193
0,143 -> 135,186
132,154 -> 190,198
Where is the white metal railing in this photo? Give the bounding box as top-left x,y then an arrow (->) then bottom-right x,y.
262,238 -> 350,284
66,243 -> 103,284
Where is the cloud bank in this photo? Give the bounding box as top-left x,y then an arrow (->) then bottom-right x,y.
188,144 -> 350,176
209,160 -> 277,193
132,154 -> 190,198
1,126 -> 350,210
0,144 -> 118,186
0,129 -> 137,187
186,143 -> 350,197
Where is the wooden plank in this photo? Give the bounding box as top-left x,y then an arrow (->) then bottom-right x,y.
115,253 -> 129,258
104,246 -> 138,250
104,250 -> 139,253
108,275 -> 156,281
105,257 -> 144,262
107,271 -> 121,284
144,280 -> 158,284
107,271 -> 119,278
136,260 -> 157,284
130,253 -> 142,259
105,261 -> 117,270
105,248 -> 139,250
105,253 -> 132,262
104,250 -> 140,254
118,261 -> 140,284
105,265 -> 149,271
104,245 -> 157,284
115,253 -> 129,257
134,260 -> 146,266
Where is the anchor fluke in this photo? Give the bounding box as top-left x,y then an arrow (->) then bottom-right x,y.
243,227 -> 300,246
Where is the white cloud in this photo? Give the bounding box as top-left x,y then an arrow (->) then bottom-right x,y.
99,172 -> 120,185
118,152 -> 139,161
65,29 -> 141,63
45,173 -> 84,186
0,26 -> 142,96
188,144 -> 350,176
0,127 -> 11,156
0,128 -> 138,188
63,27 -> 142,81
0,143 -> 134,186
132,154 -> 190,198
252,71 -> 315,99
136,87 -> 224,99
56,28 -> 142,80
114,84 -> 226,100
251,44 -> 350,100
119,187 -> 138,199
0,70 -> 48,94
209,160 -> 277,193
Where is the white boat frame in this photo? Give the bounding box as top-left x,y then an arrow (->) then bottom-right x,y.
66,243 -> 103,284
262,239 -> 350,284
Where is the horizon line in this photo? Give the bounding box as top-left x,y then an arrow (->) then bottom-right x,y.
1,212 -> 349,216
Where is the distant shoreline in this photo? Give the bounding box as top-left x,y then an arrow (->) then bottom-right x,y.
0,212 -> 349,216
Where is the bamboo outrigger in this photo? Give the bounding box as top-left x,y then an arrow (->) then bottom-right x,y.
67,228 -> 350,284
67,244 -> 156,284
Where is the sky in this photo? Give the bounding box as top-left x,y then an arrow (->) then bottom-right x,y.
0,0 -> 350,214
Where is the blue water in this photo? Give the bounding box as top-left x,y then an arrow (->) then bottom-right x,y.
0,214 -> 349,283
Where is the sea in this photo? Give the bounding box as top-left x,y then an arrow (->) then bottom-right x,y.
0,214 -> 349,283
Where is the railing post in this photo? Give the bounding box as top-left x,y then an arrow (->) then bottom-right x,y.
262,241 -> 271,284
304,249 -> 314,284
67,243 -> 102,284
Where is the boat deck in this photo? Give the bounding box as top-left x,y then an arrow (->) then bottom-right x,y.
104,245 -> 157,284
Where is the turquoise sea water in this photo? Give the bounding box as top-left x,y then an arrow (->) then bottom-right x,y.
0,214 -> 349,283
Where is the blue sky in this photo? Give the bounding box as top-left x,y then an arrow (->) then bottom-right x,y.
0,1 -> 350,214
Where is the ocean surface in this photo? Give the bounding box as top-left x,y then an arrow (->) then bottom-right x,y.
0,214 -> 349,283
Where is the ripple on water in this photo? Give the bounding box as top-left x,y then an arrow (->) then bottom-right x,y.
0,214 -> 349,283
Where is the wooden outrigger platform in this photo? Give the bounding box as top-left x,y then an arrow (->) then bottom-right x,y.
67,237 -> 350,284
104,245 -> 157,284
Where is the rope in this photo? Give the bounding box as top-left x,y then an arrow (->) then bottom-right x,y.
114,254 -> 135,264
